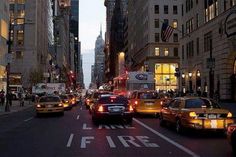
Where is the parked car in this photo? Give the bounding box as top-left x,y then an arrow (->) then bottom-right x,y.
67,94 -> 77,106
90,95 -> 134,125
59,94 -> 72,110
35,95 -> 64,117
159,97 -> 234,133
227,124 -> 236,153
129,90 -> 161,115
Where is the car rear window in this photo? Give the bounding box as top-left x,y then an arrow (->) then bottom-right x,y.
93,92 -> 111,99
137,92 -> 158,99
98,96 -> 128,104
39,96 -> 61,102
185,98 -> 221,109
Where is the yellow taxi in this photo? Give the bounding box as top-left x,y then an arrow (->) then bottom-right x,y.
129,90 -> 161,115
159,97 -> 234,133
35,95 -> 64,116
59,94 -> 72,110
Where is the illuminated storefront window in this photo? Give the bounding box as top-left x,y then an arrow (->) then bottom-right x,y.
164,48 -> 169,56
155,47 -> 160,56
155,63 -> 178,91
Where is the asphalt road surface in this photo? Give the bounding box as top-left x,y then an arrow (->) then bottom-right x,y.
0,103 -> 234,157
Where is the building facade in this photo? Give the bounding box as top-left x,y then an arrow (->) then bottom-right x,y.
180,0 -> 236,100
0,0 -> 9,90
126,0 -> 181,91
9,0 -> 53,88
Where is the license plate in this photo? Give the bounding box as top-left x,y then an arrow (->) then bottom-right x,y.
208,114 -> 217,119
112,108 -> 121,112
145,103 -> 154,105
210,120 -> 217,128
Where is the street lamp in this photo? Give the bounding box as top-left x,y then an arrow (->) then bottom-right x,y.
188,72 -> 193,93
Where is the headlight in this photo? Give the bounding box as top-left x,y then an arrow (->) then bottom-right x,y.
227,112 -> 233,118
189,112 -> 197,118
58,103 -> 63,107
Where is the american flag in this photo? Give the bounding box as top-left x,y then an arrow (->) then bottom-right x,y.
161,22 -> 174,42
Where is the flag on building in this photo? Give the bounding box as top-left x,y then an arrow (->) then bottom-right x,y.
161,22 -> 174,42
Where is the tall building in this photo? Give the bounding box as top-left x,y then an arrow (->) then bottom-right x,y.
92,29 -> 105,88
9,0 -> 53,88
104,0 -> 127,81
0,0 -> 9,90
180,0 -> 236,100
126,0 -> 181,91
70,0 -> 84,88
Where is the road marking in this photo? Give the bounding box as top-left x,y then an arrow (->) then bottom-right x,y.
106,136 -> 116,148
81,136 -> 94,148
76,115 -> 80,120
133,118 -> 200,157
83,123 -> 92,130
66,133 -> 74,147
24,117 -> 33,122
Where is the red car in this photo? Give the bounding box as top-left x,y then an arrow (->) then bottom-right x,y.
227,124 -> 236,153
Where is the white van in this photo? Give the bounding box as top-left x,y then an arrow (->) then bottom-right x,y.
9,85 -> 25,100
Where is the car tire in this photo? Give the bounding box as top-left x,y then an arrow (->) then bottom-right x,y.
126,117 -> 133,124
159,114 -> 166,127
176,119 -> 184,134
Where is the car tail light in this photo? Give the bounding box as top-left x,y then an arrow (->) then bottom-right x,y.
129,105 -> 134,112
86,99 -> 90,103
58,103 -> 63,107
135,101 -> 138,105
36,104 -> 41,108
160,101 -> 163,105
228,125 -> 236,133
189,112 -> 197,118
227,112 -> 233,118
98,105 -> 104,112
65,100 -> 69,103
73,98 -> 76,101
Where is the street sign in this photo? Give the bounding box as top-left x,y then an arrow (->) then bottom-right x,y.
206,58 -> 215,69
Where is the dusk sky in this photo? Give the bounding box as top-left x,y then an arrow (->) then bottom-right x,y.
79,0 -> 106,88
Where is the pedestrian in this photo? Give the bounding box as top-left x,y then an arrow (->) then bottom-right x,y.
18,92 -> 24,107
7,91 -> 12,106
0,89 -> 5,106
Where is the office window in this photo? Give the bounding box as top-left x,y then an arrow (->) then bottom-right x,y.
196,38 -> 199,55
186,18 -> 194,33
182,24 -> 184,37
231,0 -> 236,6
181,4 -> 184,16
164,5 -> 168,14
164,48 -> 169,56
155,33 -> 160,42
15,51 -> 23,59
196,14 -> 199,28
204,31 -> 212,52
173,5 -> 178,14
173,19 -> 178,28
155,19 -> 159,28
186,0 -> 193,12
182,45 -> 185,60
16,18 -> 24,25
0,19 -> 8,39
17,30 -> 24,45
17,10 -> 25,18
173,33 -> 178,42
174,48 -> 178,57
17,0 -> 25,4
155,47 -> 160,56
204,0 -> 219,22
155,5 -> 159,14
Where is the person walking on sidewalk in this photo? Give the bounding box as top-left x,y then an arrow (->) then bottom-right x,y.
18,92 -> 24,107
0,89 -> 5,106
6,91 -> 12,106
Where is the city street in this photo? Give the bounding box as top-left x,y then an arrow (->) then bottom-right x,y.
0,103 -> 234,157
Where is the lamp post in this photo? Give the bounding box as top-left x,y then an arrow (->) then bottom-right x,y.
188,72 -> 193,93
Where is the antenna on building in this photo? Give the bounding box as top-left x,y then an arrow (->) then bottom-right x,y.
100,23 -> 102,36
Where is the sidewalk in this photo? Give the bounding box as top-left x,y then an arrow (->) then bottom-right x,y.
219,102 -> 236,118
0,100 -> 34,116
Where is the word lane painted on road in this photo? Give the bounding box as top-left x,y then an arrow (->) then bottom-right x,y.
82,123 -> 135,130
80,136 -> 159,149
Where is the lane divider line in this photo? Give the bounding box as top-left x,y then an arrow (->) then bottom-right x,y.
24,117 -> 34,122
67,133 -> 74,147
133,118 -> 199,157
77,115 -> 80,120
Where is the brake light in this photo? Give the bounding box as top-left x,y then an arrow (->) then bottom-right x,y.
129,105 -> 134,112
160,101 -> 163,105
228,125 -> 236,133
58,103 -> 63,107
189,112 -> 197,118
36,104 -> 41,108
98,106 -> 104,112
135,101 -> 138,105
86,99 -> 90,103
227,112 -> 233,118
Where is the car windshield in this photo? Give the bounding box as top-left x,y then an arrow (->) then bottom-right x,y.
98,96 -> 128,104
59,95 -> 68,100
39,96 -> 61,102
137,92 -> 158,99
185,98 -> 221,109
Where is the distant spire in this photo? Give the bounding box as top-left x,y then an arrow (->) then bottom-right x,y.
100,23 -> 102,36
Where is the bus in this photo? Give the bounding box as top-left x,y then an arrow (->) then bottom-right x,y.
113,72 -> 155,97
